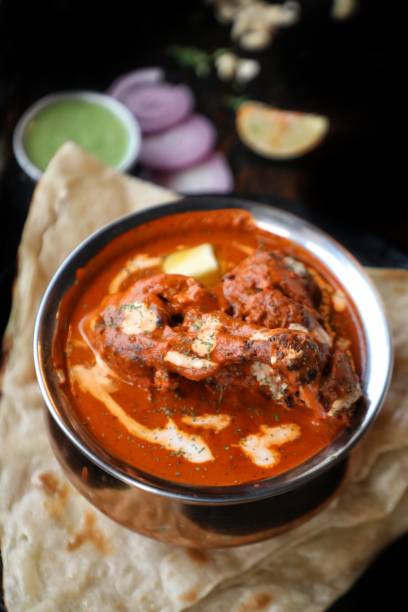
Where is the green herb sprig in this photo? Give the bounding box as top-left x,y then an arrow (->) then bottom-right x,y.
167,46 -> 232,78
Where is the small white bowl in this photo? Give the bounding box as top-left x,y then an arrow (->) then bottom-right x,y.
13,90 -> 141,181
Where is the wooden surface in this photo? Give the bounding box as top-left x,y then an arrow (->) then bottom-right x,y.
0,1 -> 403,610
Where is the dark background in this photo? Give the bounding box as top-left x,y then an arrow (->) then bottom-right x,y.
0,0 -> 404,609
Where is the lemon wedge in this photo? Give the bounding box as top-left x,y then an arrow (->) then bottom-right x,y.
163,243 -> 219,281
237,101 -> 329,159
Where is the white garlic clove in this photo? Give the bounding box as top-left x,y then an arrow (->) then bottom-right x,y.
235,58 -> 261,83
215,51 -> 238,80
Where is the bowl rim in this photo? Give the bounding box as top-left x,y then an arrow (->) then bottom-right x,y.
33,196 -> 394,505
12,90 -> 141,181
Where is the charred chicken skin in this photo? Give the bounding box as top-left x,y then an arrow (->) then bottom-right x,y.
82,251 -> 361,419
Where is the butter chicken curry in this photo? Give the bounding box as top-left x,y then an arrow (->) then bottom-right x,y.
57,210 -> 363,486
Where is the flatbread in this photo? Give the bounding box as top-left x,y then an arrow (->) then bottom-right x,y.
1,142 -> 408,612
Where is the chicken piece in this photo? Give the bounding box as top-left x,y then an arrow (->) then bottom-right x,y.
223,250 -> 333,346
82,274 -> 219,388
223,250 -> 321,312
223,249 -> 361,415
225,287 -> 333,347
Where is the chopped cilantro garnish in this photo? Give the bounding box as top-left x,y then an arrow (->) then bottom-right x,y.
120,303 -> 143,312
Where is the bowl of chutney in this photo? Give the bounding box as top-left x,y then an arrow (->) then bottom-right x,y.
13,91 -> 141,181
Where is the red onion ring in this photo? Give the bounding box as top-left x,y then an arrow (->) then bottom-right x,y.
110,77 -> 194,134
107,67 -> 164,100
158,153 -> 233,193
140,114 -> 217,171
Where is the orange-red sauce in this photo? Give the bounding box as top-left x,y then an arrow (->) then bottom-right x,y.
55,210 -> 363,486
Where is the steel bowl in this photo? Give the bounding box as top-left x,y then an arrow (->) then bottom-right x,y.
34,196 -> 393,548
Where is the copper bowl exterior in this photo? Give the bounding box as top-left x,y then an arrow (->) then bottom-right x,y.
34,197 -> 393,548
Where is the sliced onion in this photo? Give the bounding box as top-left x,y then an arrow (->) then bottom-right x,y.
140,114 -> 216,171
158,153 -> 234,194
107,67 -> 164,99
110,78 -> 194,134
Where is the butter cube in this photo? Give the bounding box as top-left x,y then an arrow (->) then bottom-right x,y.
163,243 -> 219,281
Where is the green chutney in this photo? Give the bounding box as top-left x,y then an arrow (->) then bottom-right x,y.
24,99 -> 130,170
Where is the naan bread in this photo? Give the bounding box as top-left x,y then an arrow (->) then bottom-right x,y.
1,142 -> 408,611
